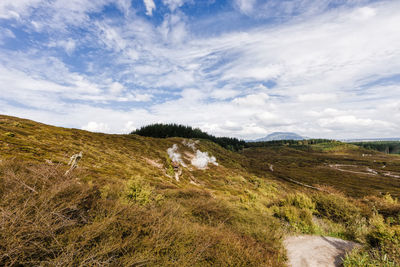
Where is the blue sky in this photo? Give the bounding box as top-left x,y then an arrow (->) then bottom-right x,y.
0,0 -> 400,139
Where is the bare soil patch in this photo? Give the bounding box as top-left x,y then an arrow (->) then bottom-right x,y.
284,235 -> 359,267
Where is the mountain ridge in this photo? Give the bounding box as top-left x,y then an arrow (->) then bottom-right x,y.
248,131 -> 305,142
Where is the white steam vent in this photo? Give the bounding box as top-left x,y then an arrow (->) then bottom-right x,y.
167,142 -> 218,170
167,144 -> 186,167
191,150 -> 218,170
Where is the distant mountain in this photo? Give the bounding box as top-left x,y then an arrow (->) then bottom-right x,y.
249,132 -> 305,142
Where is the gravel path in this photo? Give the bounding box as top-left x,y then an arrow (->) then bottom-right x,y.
284,235 -> 359,267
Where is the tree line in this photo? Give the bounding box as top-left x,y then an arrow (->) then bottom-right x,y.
246,139 -> 336,148
351,141 -> 400,154
131,123 -> 246,152
131,124 -> 345,152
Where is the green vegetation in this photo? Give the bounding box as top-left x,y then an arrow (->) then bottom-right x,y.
132,123 -> 246,151
343,248 -> 398,267
273,193 -> 317,234
1,115 -> 400,266
352,141 -> 400,154
246,138 -> 336,148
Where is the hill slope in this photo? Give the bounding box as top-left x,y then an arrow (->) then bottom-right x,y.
243,144 -> 400,198
0,115 -> 399,266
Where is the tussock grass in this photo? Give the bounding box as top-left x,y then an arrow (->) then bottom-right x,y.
0,159 -> 284,266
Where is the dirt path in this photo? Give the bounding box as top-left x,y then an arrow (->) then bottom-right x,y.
328,164 -> 400,179
284,235 -> 359,267
328,164 -> 378,176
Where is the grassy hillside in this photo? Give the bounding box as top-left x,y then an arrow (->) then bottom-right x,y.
1,115 -> 400,266
243,144 -> 400,198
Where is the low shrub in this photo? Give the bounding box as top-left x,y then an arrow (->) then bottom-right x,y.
367,214 -> 395,248
271,193 -> 318,234
312,193 -> 360,224
283,193 -> 315,211
273,206 -> 316,234
343,248 -> 397,267
124,180 -> 153,205
364,195 -> 400,225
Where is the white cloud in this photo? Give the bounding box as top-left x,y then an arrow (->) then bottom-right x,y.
221,120 -> 243,131
157,12 -> 188,44
223,64 -> 282,81
0,28 -> 15,44
124,121 -> 136,133
237,0 -> 373,20
0,0 -> 41,19
255,111 -> 278,122
0,0 -> 122,32
82,121 -> 111,133
143,0 -> 156,16
1,0 -> 400,140
233,93 -> 270,106
298,93 -> 337,102
351,6 -> 376,21
130,93 -> 153,102
109,82 -> 125,95
318,115 -> 394,131
125,49 -> 139,61
0,51 -> 152,111
163,0 -> 187,11
3,28 -> 15,38
116,0 -> 132,16
210,88 -> 240,100
48,38 -> 76,55
97,23 -> 127,52
235,0 -> 256,15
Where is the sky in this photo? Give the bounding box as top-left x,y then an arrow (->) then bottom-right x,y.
0,0 -> 400,139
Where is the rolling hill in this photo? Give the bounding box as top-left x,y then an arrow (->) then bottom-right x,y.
0,115 -> 399,266
249,132 -> 305,142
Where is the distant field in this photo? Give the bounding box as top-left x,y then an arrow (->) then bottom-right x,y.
242,144 -> 400,198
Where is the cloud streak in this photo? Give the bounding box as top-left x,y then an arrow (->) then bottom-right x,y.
143,0 -> 156,16
0,0 -> 399,139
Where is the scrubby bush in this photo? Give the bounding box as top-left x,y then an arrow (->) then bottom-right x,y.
273,206 -> 316,233
383,194 -> 398,205
367,214 -> 395,248
283,193 -> 315,211
125,180 -> 153,205
312,193 -> 360,224
364,195 -> 400,225
272,193 -> 317,234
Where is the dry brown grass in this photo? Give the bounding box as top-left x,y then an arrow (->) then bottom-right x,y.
0,159 -> 284,266
0,159 -> 98,265
1,115 -> 400,266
